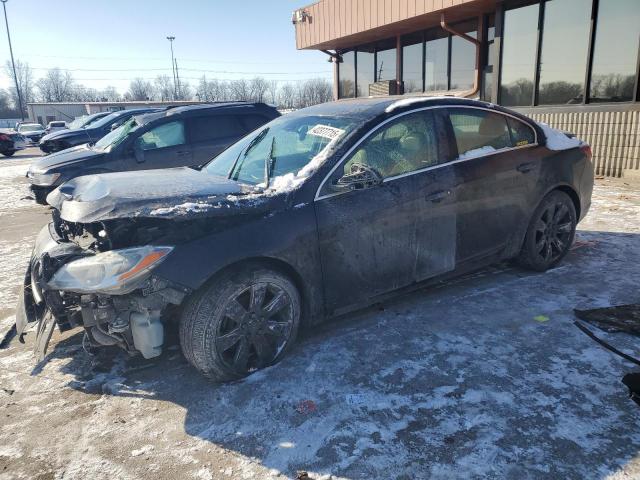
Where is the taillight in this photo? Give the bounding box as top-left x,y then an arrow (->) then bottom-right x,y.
0,134 -> 9,142
580,144 -> 592,158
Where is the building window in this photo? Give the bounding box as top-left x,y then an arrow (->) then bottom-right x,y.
538,0 -> 591,105
589,0 -> 640,103
356,48 -> 375,97
425,30 -> 448,92
376,39 -> 397,82
402,32 -> 424,93
339,51 -> 355,99
499,3 -> 539,106
450,20 -> 477,91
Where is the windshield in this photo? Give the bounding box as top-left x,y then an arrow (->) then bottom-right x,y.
93,118 -> 139,151
18,124 -> 43,132
206,114 -> 358,186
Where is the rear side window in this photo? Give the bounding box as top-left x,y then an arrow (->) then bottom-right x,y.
508,117 -> 536,147
189,115 -> 244,143
448,109 -> 512,159
241,114 -> 271,132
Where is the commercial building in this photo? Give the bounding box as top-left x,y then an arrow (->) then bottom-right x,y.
293,0 -> 640,177
27,101 -> 202,127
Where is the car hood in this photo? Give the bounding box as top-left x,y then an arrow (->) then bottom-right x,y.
30,144 -> 105,170
47,167 -> 271,223
22,130 -> 46,136
40,128 -> 91,143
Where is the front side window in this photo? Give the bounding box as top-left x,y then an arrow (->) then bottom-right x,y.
449,109 -> 512,159
340,110 -> 441,181
589,0 -> 640,102
135,121 -> 185,151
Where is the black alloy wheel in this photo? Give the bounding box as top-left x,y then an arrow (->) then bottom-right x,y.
518,190 -> 577,271
180,266 -> 301,381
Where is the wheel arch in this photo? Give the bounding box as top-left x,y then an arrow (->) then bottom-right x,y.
547,184 -> 581,220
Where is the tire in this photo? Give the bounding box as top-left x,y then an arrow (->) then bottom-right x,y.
2,150 -> 15,157
517,190 -> 577,272
179,265 -> 301,381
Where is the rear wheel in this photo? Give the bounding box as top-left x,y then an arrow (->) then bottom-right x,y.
2,150 -> 15,157
180,266 -> 301,381
517,190 -> 577,271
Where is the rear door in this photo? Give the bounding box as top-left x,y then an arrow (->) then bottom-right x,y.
445,107 -> 539,263
129,119 -> 192,170
315,109 -> 456,314
187,114 -> 247,165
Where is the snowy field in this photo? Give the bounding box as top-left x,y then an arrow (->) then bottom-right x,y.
1,153 -> 640,479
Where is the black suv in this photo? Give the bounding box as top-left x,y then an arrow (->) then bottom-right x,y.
28,102 -> 280,203
38,108 -> 161,154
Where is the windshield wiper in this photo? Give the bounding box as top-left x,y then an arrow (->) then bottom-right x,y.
229,127 -> 269,181
264,136 -> 276,188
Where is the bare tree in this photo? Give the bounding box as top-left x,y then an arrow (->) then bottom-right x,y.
154,75 -> 173,101
228,79 -> 250,101
175,80 -> 191,101
248,76 -> 269,102
70,85 -> 98,102
294,78 -> 332,108
278,83 -> 296,109
99,86 -> 121,102
36,68 -> 75,102
127,78 -> 154,101
4,60 -> 33,116
267,80 -> 279,105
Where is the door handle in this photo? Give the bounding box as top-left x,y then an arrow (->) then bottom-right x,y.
517,162 -> 535,173
425,189 -> 451,203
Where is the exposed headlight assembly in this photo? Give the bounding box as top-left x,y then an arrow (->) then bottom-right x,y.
47,246 -> 173,295
28,170 -> 61,186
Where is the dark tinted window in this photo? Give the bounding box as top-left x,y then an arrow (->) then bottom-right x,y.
189,115 -> 243,143
538,0 -> 591,105
589,0 -> 640,102
241,114 -> 270,132
425,31 -> 448,92
449,109 -> 512,158
500,4 -> 539,106
508,118 -> 536,146
357,48 -> 375,97
402,32 -> 423,93
339,51 -> 355,99
450,20 -> 477,91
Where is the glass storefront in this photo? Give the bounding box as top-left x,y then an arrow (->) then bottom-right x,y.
338,51 -> 355,99
356,49 -> 374,97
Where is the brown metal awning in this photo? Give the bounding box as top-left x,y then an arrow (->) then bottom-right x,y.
294,0 -> 498,51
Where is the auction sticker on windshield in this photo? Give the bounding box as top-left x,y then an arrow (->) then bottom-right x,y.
308,124 -> 345,141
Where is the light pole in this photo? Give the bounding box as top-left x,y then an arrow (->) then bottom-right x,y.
1,0 -> 23,120
166,36 -> 177,99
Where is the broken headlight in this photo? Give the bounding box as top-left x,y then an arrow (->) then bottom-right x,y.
47,246 -> 173,295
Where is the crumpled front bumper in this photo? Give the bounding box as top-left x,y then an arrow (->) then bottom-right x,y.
15,223 -> 83,360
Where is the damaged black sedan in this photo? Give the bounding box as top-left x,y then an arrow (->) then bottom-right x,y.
16,97 -> 594,382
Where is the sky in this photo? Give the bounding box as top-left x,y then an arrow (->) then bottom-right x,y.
0,0 -> 332,94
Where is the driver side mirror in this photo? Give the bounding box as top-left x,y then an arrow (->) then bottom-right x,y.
335,163 -> 383,191
133,141 -> 145,163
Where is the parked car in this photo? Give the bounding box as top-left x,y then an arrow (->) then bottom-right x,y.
39,108 -> 159,154
27,102 -> 280,203
16,97 -> 594,381
0,129 -> 27,156
16,122 -> 46,144
45,121 -> 67,134
66,112 -> 111,130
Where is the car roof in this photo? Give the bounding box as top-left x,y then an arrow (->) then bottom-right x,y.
164,102 -> 275,117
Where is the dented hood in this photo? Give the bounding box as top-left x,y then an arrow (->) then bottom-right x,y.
47,167 -> 262,223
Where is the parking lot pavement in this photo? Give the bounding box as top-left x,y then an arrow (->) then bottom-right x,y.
0,156 -> 639,479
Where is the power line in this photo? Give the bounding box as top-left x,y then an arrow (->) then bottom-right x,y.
26,66 -> 330,75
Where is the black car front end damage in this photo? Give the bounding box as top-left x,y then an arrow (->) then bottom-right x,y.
16,213 -> 190,361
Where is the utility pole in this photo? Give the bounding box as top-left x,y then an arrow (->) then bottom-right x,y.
2,0 -> 23,120
166,36 -> 177,100
174,58 -> 181,99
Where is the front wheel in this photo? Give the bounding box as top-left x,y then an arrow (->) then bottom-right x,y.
2,150 -> 15,157
180,266 -> 301,381
517,190 -> 577,272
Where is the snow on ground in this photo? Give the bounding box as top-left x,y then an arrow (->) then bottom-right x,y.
0,156 -> 639,479
0,159 -> 31,216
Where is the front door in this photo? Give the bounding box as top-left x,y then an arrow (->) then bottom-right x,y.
129,120 -> 193,170
314,109 -> 456,315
